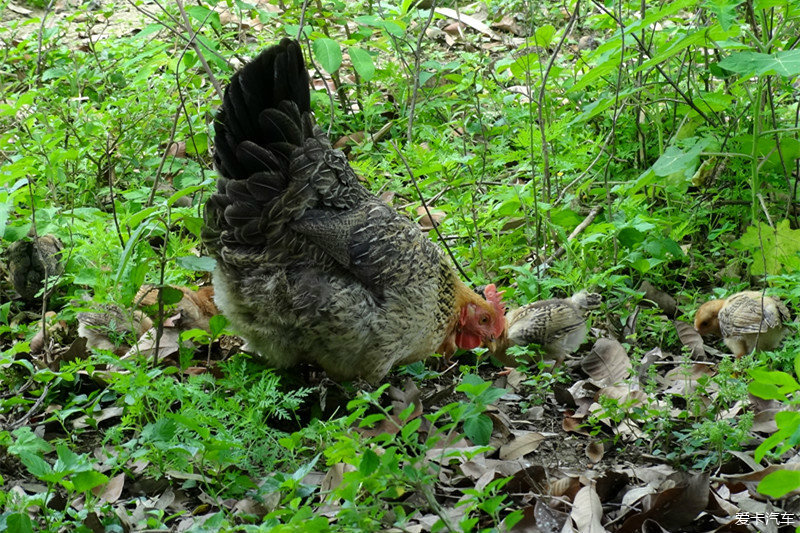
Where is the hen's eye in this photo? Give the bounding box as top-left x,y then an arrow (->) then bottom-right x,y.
480,316 -> 489,324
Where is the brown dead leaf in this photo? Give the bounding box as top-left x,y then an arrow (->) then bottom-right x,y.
563,414 -> 590,436
751,409 -> 780,433
639,280 -> 677,317
333,131 -> 365,150
586,441 -> 604,464
166,141 -> 186,158
435,7 -> 502,40
92,473 -> 125,504
550,475 -> 581,499
491,15 -> 523,35
379,191 -> 395,205
505,464 -> 548,493
571,485 -> 606,532
124,328 -> 180,361
322,463 -> 356,494
619,472 -> 709,532
499,431 -> 546,460
581,338 -> 631,383
73,406 -> 124,429
596,385 -> 647,408
674,320 -> 705,359
416,206 -> 446,230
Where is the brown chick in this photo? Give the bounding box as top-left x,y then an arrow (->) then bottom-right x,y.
7,235 -> 63,302
492,291 -> 602,366
694,291 -> 791,358
77,306 -> 153,356
135,284 -> 218,332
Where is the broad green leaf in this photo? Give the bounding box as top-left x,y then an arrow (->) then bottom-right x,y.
19,452 -> 55,480
758,469 -> 800,498
463,414 -> 492,445
209,314 -> 228,338
617,227 -> 645,248
534,25 -> 555,47
72,470 -> 109,493
313,38 -> 343,74
720,50 -> 800,77
703,0 -> 744,31
5,513 -> 34,533
348,47 -> 375,81
748,368 -> 800,389
176,255 -> 217,272
167,184 -> 205,207
359,448 -> 380,475
733,220 -> 800,275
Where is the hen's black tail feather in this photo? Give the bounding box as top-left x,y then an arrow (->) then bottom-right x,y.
213,38 -> 311,182
205,39 -> 316,248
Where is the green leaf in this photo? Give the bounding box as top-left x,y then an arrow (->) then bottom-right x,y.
9,427 -> 52,457
209,314 -> 228,338
733,220 -> 800,275
757,469 -> 800,498
72,470 -> 109,493
19,452 -> 55,480
719,50 -> 800,77
176,255 -> 216,272
748,368 -> 800,389
348,47 -> 375,81
162,286 -> 185,306
463,414 -> 492,445
5,513 -> 34,533
533,25 -> 555,47
359,448 -> 380,475
142,418 -> 178,442
41,67 -> 69,81
617,227 -> 645,248
313,38 -> 343,74
167,184 -> 205,207
652,140 -> 707,177
703,0 -> 743,31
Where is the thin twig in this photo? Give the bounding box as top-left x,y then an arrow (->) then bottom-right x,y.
534,205 -> 602,271
175,0 -> 224,99
387,140 -> 473,284
406,0 -> 438,143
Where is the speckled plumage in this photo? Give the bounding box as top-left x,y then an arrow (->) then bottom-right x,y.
695,291 -> 791,357
7,234 -> 63,302
493,291 -> 601,365
203,40 -> 504,382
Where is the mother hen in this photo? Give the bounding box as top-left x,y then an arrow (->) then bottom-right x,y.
203,39 -> 505,382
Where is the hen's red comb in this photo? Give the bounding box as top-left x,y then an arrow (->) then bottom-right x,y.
483,284 -> 506,336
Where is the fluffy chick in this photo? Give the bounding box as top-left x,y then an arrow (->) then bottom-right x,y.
77,306 -> 153,356
694,291 -> 791,358
7,235 -> 63,301
492,291 -> 602,366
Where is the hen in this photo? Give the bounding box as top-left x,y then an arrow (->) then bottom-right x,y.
490,291 -> 601,366
694,291 -> 791,358
202,39 -> 505,382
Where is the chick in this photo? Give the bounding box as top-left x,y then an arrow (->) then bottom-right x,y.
492,290 -> 602,366
694,291 -> 791,358
77,306 -> 153,356
7,235 -> 63,302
